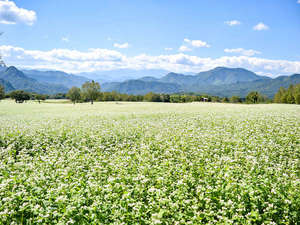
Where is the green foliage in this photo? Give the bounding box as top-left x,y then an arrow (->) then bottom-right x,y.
222,97 -> 229,103
67,86 -> 81,104
0,102 -> 299,224
81,80 -> 101,104
10,90 -> 31,103
273,84 -> 300,104
35,94 -> 46,103
230,96 -> 242,103
50,93 -> 66,99
144,92 -> 161,102
246,91 -> 265,104
0,84 -> 5,100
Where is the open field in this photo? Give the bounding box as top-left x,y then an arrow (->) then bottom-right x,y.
0,100 -> 299,224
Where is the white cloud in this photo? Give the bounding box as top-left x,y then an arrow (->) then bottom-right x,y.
113,42 -> 129,49
0,0 -> 36,25
178,45 -> 192,52
1,45 -> 300,77
164,47 -> 173,51
253,22 -> 269,31
61,37 -> 69,42
224,48 -> 261,56
184,38 -> 210,48
225,20 -> 241,26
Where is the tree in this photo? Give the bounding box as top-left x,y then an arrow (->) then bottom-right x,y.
230,96 -> 242,103
67,87 -> 81,104
273,84 -> 300,104
246,91 -> 264,104
81,81 -> 101,104
144,92 -> 161,102
160,94 -> 170,102
222,97 -> 229,103
35,94 -> 46,104
293,84 -> 300,104
170,95 -> 182,103
0,85 -> 4,101
10,90 -> 31,103
285,85 -> 295,104
274,87 -> 286,103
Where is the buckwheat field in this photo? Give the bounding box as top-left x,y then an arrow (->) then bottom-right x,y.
0,100 -> 299,224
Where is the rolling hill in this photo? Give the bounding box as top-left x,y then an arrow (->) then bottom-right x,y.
0,66 -> 68,94
102,67 -> 300,98
23,70 -> 90,88
1,66 -> 299,98
0,78 -> 14,92
78,69 -> 169,83
102,80 -> 182,95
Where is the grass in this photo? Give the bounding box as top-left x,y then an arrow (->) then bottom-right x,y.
0,100 -> 299,224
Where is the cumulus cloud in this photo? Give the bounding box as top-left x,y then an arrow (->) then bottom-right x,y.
113,42 -> 129,49
253,22 -> 269,31
178,45 -> 192,52
225,20 -> 241,26
1,45 -> 300,77
184,38 -> 210,48
224,48 -> 261,56
0,0 -> 36,25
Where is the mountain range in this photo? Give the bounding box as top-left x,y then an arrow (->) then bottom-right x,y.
78,69 -> 169,84
0,66 -> 68,94
0,65 -> 299,98
101,67 -> 300,98
23,69 -> 89,88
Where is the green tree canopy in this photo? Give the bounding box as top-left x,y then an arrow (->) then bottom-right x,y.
274,84 -> 300,104
230,96 -> 242,103
10,90 -> 31,103
246,91 -> 264,104
0,85 -> 5,101
67,86 -> 81,104
35,94 -> 46,103
81,81 -> 101,104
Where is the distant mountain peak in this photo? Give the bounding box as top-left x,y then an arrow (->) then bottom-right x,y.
213,66 -> 228,70
4,66 -> 27,78
207,66 -> 252,72
0,66 -> 68,94
6,66 -> 18,72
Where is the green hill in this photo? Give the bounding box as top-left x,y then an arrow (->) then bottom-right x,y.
0,66 -> 68,94
102,67 -> 300,98
0,78 -> 14,92
103,80 -> 182,95
23,70 -> 90,88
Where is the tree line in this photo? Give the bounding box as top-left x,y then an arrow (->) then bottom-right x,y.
0,81 -> 299,104
273,84 -> 300,104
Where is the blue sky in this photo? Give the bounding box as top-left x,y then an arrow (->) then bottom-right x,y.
0,0 -> 300,77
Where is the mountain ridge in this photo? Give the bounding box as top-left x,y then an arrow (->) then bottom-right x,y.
0,66 -> 299,98
102,67 -> 299,97
23,69 -> 90,88
0,66 -> 68,94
